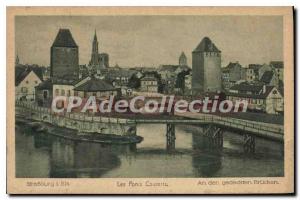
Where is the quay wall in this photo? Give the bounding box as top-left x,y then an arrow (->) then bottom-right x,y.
15,101 -> 136,136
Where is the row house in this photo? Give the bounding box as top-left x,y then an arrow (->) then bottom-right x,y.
270,61 -> 284,81
227,82 -> 283,114
15,67 -> 43,101
140,73 -> 160,93
246,64 -> 261,82
36,76 -> 119,108
221,62 -> 246,90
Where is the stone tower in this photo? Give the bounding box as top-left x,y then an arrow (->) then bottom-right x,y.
179,52 -> 187,66
192,37 -> 221,94
50,29 -> 79,80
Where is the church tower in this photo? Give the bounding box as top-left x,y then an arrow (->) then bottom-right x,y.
90,30 -> 100,66
179,52 -> 187,66
192,37 -> 221,94
15,53 -> 20,65
89,30 -> 109,71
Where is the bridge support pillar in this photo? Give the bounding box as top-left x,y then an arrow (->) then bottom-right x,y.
203,125 -> 223,148
243,134 -> 255,154
166,123 -> 176,152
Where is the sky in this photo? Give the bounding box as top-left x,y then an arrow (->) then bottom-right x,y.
15,15 -> 283,68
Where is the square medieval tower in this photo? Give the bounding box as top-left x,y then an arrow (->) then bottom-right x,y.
192,37 -> 222,94
50,29 -> 79,80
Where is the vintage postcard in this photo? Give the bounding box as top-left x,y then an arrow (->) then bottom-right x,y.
7,7 -> 294,194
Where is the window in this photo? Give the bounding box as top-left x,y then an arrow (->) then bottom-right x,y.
55,89 -> 59,95
272,90 -> 277,94
61,89 -> 65,96
35,81 -> 38,84
67,90 -> 71,97
43,90 -> 48,99
74,91 -> 78,96
21,87 -> 28,93
26,81 -> 29,84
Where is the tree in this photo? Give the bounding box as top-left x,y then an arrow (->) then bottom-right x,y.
127,73 -> 141,89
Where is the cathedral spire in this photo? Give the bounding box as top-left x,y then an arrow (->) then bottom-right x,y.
15,52 -> 20,65
94,29 -> 97,41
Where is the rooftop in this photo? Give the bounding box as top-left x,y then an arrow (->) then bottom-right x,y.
227,85 -> 276,99
193,37 -> 221,53
35,79 -> 53,90
15,66 -> 43,86
270,61 -> 284,69
260,71 -> 274,84
230,82 -> 264,92
51,29 -> 78,48
74,78 -> 116,92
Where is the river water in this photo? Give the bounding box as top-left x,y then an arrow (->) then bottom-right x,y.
15,123 -> 284,178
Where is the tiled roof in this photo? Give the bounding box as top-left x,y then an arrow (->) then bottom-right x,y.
159,65 -> 179,72
193,37 -> 221,53
230,82 -> 264,92
222,62 -> 241,72
140,76 -> 158,81
227,86 -> 276,99
15,67 -> 43,86
248,64 -> 262,70
270,61 -> 284,69
52,29 -> 78,48
105,69 -> 136,80
74,78 -> 116,92
35,79 -> 53,90
260,71 -> 274,84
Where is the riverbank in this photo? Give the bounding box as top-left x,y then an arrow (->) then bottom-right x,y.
16,116 -> 143,144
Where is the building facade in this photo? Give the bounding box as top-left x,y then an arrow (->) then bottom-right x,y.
270,61 -> 284,81
50,29 -> 79,80
192,37 -> 222,94
221,62 -> 246,90
246,64 -> 261,82
35,79 -> 53,106
16,69 -> 42,101
140,73 -> 159,93
227,82 -> 283,114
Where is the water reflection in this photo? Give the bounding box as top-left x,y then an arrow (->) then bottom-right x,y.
15,122 -> 284,178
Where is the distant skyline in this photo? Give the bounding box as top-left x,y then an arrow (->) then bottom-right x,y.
15,16 -> 283,68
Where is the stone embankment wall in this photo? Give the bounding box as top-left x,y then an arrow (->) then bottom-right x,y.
15,101 -> 136,136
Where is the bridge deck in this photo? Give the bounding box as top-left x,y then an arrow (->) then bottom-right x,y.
16,101 -> 284,141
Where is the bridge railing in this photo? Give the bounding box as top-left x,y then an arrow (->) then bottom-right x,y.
212,115 -> 283,134
15,100 -> 132,124
16,100 -> 284,135
175,112 -> 283,135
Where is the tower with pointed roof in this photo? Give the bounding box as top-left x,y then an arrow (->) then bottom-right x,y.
15,53 -> 20,65
50,28 -> 79,80
89,30 -> 109,72
90,30 -> 99,66
192,37 -> 221,93
179,52 -> 187,66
